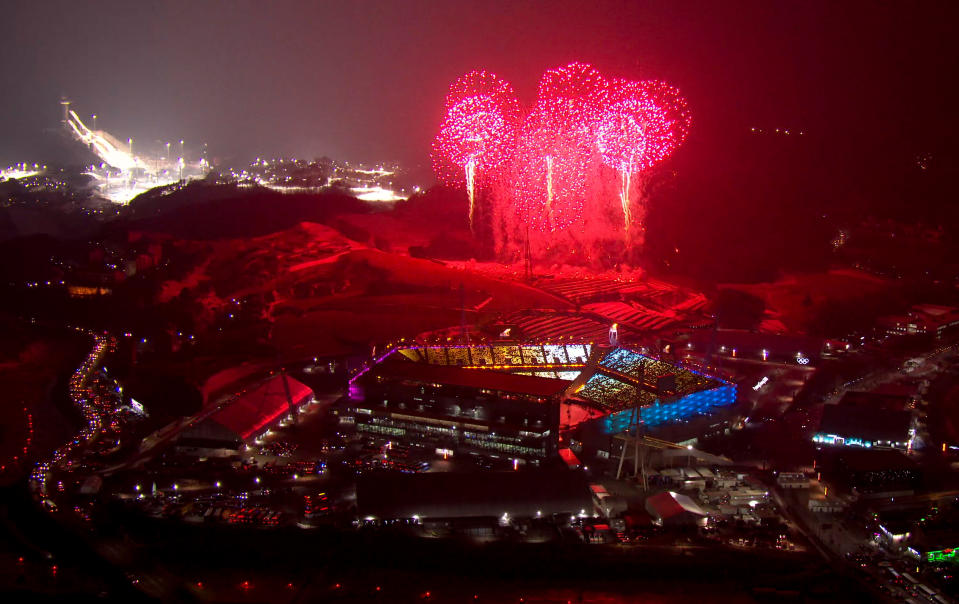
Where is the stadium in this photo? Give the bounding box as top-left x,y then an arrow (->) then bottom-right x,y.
346,341 -> 737,467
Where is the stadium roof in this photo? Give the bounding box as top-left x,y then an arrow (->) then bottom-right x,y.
372,358 -> 571,398
207,374 -> 313,440
818,404 -> 912,443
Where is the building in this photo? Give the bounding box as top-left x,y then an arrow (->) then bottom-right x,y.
576,347 -> 737,432
914,531 -> 959,565
350,353 -> 565,463
777,472 -> 809,489
879,304 -> 959,339
877,514 -> 913,549
807,492 -> 846,513
347,343 -> 735,465
812,404 -> 914,450
175,374 -> 313,456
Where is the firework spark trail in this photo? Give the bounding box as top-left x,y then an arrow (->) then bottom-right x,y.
465,158 -> 476,230
620,168 -> 632,233
545,154 -> 553,226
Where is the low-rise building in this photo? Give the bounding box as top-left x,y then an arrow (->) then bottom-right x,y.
808,492 -> 845,513
175,374 -> 313,455
777,472 -> 809,489
879,304 -> 959,339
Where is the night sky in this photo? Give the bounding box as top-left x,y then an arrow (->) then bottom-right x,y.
1,0 -> 955,171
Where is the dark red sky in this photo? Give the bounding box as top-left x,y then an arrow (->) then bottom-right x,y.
0,0 -> 955,171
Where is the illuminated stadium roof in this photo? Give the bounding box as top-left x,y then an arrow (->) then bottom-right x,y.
369,344 -> 733,420
372,358 -> 570,399
574,348 -> 722,414
397,343 -> 591,368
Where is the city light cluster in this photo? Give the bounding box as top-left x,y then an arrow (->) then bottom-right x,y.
431,63 -> 690,258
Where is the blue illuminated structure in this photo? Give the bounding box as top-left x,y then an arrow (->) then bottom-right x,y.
601,383 -> 737,433
573,347 -> 738,433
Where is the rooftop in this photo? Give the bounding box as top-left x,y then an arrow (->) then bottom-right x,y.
208,374 -> 312,440
372,356 -> 571,398
373,344 -> 729,414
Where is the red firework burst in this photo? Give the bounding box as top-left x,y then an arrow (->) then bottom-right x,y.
514,63 -> 607,232
430,65 -> 691,250
595,78 -> 690,233
431,71 -> 520,230
535,62 -> 607,133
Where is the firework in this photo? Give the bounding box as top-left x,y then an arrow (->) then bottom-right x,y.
595,78 -> 690,235
513,122 -> 595,232
511,63 -> 608,232
431,64 -> 690,261
535,62 -> 607,133
431,71 -> 520,231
